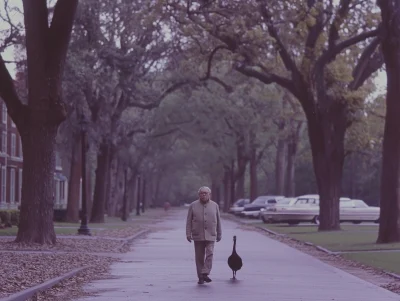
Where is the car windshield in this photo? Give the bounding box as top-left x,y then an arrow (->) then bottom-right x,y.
277,198 -> 293,205
252,198 -> 268,205
340,200 -> 354,207
234,199 -> 244,206
353,200 -> 368,208
236,199 -> 249,206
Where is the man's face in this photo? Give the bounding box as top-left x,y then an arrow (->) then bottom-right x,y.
199,191 -> 210,202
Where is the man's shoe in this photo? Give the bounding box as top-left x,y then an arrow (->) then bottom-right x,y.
198,278 -> 204,284
202,274 -> 212,283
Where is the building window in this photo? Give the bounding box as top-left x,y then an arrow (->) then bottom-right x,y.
59,181 -> 63,200
19,137 -> 23,158
55,152 -> 62,169
1,166 -> 6,203
55,179 -> 60,205
10,168 -> 15,203
11,134 -> 16,157
1,131 -> 6,153
18,169 -> 22,202
2,104 -> 6,124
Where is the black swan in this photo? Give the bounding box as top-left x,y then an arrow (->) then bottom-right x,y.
227,235 -> 242,279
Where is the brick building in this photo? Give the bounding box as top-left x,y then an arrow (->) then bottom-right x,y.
0,101 -> 68,210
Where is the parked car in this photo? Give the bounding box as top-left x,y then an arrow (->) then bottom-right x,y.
239,195 -> 285,218
260,194 -> 319,224
340,199 -> 380,224
260,197 -> 297,213
229,198 -> 251,215
260,194 -> 374,225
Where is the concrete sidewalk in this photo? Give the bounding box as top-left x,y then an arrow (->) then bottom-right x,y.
74,209 -> 400,301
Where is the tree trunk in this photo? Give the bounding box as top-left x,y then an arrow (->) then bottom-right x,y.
250,148 -> 258,201
215,186 -> 221,205
285,140 -> 296,197
376,0 -> 400,243
235,154 -> 247,199
65,134 -> 81,222
16,126 -> 58,244
211,181 -> 217,201
307,108 -> 347,231
121,168 -> 128,221
229,159 -> 236,208
90,141 -> 111,223
223,169 -> 230,212
141,178 -> 146,213
136,176 -> 141,216
285,121 -> 304,197
104,156 -> 112,214
349,155 -> 356,199
86,162 -> 93,220
128,173 -> 137,213
153,173 -> 162,207
107,157 -> 120,217
7,0 -> 79,244
275,139 -> 286,195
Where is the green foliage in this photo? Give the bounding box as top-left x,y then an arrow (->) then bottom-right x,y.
0,210 -> 19,226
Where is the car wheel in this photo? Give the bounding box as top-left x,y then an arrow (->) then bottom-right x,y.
261,216 -> 268,224
312,215 -> 320,225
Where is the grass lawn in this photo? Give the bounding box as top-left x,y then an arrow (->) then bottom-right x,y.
0,227 -> 79,236
258,223 -> 400,252
54,207 -> 168,228
0,208 -> 169,237
343,252 -> 400,275
54,222 -> 125,230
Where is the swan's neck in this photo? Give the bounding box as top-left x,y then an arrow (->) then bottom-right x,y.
233,240 -> 236,253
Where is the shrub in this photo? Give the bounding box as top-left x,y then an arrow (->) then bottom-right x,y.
0,210 -> 19,226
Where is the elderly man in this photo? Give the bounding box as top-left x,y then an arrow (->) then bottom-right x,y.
186,186 -> 222,284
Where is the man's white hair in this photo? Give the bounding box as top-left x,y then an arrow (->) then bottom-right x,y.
198,186 -> 211,193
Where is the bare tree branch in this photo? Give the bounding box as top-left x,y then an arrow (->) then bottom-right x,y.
234,63 -> 298,98
257,1 -> 300,76
327,0 -> 352,49
0,54 -> 25,122
196,45 -> 234,93
48,0 -> 79,77
128,81 -> 190,110
349,37 -> 383,90
317,28 -> 379,67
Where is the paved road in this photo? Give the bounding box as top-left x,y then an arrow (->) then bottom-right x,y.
74,209 -> 400,301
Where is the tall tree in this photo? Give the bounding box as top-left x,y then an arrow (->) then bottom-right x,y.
170,0 -> 383,230
376,0 -> 400,243
0,0 -> 78,244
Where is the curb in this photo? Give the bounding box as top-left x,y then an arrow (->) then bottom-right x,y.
383,271 -> 400,280
256,225 -> 283,237
0,267 -> 86,301
314,245 -> 335,254
114,229 -> 150,251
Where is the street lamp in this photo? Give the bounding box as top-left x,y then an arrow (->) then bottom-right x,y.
78,112 -> 91,236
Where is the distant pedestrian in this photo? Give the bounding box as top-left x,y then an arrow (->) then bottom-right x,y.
185,186 -> 222,284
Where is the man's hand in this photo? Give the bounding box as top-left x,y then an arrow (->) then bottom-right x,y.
216,237 -> 221,242
187,236 -> 192,243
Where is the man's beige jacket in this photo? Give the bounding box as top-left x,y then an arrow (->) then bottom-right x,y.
186,199 -> 222,241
